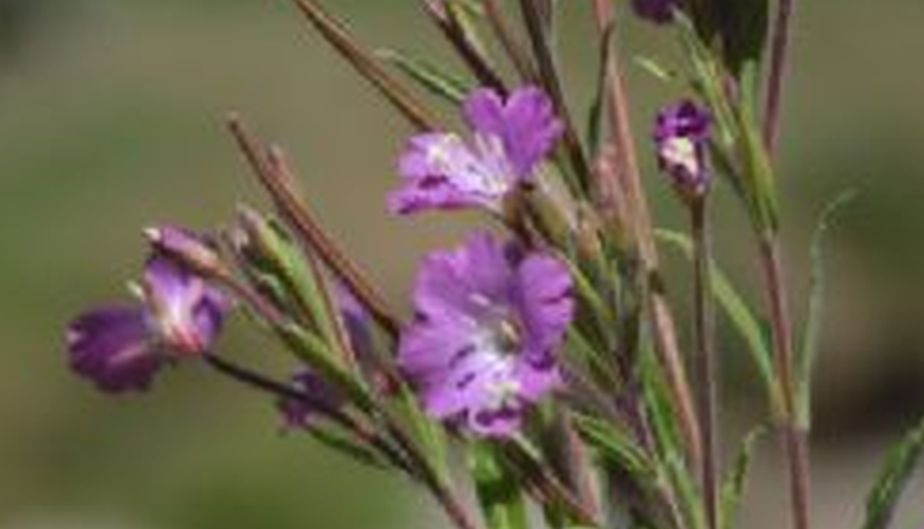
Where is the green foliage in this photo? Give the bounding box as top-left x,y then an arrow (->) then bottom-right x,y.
795,190 -> 856,426
376,48 -> 470,104
862,417 -> 924,529
655,229 -> 779,412
720,426 -> 765,529
470,442 -> 529,529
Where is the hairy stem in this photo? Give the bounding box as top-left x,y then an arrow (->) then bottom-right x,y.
763,0 -> 796,154
691,201 -> 719,529
759,237 -> 810,529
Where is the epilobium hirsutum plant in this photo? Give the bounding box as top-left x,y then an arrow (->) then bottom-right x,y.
66,1 -> 923,529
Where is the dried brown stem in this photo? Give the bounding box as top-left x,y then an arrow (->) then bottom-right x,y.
291,0 -> 438,131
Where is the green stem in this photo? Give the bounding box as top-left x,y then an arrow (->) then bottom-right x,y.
691,200 -> 719,529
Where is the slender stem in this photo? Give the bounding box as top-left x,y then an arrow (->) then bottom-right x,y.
482,0 -> 537,81
290,0 -> 438,131
589,0 -> 703,470
206,352 -> 480,529
691,201 -> 719,529
763,0 -> 796,154
422,0 -> 507,93
203,353 -> 413,473
758,238 -> 810,529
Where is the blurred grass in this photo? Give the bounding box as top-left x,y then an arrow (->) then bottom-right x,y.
0,0 -> 923,528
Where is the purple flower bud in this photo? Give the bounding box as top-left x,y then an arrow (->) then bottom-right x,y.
144,225 -> 224,276
654,100 -> 712,201
632,0 -> 680,24
389,86 -> 563,215
398,232 -> 573,438
66,231 -> 230,394
277,370 -> 344,430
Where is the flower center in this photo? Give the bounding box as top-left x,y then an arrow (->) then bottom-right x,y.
662,137 -> 700,179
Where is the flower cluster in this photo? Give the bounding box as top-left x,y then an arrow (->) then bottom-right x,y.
62,1 -> 860,528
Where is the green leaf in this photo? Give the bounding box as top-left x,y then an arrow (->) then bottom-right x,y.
862,416 -> 924,529
306,426 -> 390,470
393,379 -> 450,483
586,22 -> 615,158
572,413 -> 654,484
655,229 -> 779,412
237,209 -> 345,356
469,442 -> 529,529
720,426 -> 765,529
796,190 -> 856,426
376,48 -> 469,105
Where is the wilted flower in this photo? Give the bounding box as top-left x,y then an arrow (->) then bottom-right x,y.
632,0 -> 680,24
398,232 -> 573,437
654,99 -> 712,201
66,231 -> 230,394
389,86 -> 563,215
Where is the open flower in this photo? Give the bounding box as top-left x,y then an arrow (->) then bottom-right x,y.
654,99 -> 712,201
632,0 -> 680,24
389,86 -> 563,215
398,232 -> 573,437
66,230 -> 230,394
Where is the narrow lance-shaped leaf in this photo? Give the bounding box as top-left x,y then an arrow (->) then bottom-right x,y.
470,441 -> 529,529
655,229 -> 780,413
392,379 -> 451,483
376,48 -> 470,105
796,190 -> 856,426
572,413 -> 655,485
720,426 -> 765,529
862,416 -> 924,529
586,22 -> 615,160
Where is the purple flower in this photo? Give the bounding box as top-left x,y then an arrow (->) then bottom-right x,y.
66,231 -> 230,394
398,232 -> 573,437
632,0 -> 680,24
68,306 -> 162,393
389,86 -> 563,215
654,100 -> 712,200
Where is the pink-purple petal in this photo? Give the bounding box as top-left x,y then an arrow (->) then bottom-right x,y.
67,305 -> 162,393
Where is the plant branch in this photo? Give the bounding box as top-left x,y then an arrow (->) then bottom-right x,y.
763,0 -> 796,154
691,200 -> 719,529
226,115 -> 402,338
588,0 -> 703,470
759,237 -> 811,529
290,0 -> 439,131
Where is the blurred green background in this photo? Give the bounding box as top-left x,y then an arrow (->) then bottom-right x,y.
1,0 -> 923,528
